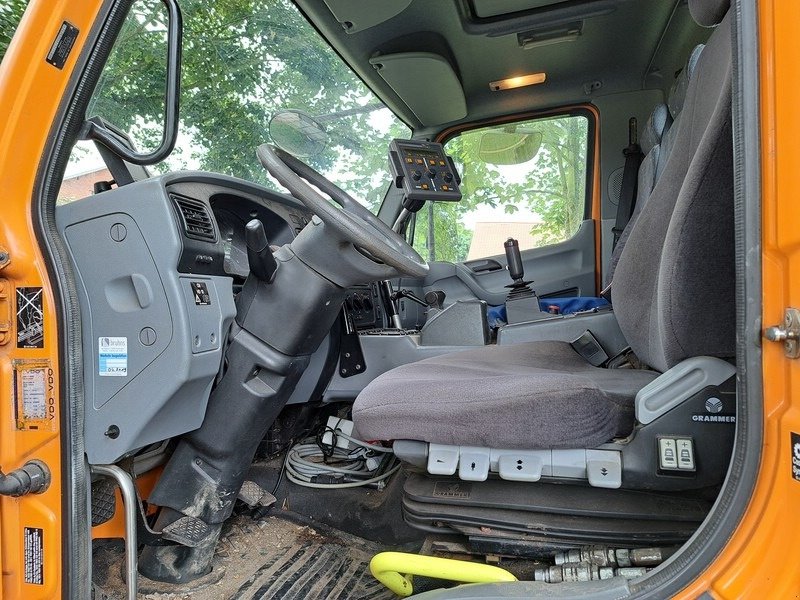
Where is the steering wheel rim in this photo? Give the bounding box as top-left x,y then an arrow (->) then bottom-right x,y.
256,144 -> 428,278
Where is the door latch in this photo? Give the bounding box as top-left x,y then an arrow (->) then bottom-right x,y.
764,307 -> 800,358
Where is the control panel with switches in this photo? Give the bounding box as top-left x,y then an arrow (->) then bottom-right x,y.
344,283 -> 383,330
657,436 -> 696,473
423,443 -> 622,489
388,139 -> 462,202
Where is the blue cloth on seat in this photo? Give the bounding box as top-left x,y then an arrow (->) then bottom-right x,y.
540,297 -> 610,314
487,297 -> 610,328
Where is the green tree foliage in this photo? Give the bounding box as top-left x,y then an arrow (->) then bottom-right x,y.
88,0 -> 408,210
0,0 -> 27,61
51,0 -> 587,264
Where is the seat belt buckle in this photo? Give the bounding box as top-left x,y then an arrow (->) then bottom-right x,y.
570,330 -> 609,367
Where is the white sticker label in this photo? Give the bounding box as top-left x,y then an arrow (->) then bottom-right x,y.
98,337 -> 127,376
21,368 -> 46,420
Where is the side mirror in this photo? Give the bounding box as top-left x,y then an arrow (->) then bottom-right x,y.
268,109 -> 329,158
477,130 -> 542,165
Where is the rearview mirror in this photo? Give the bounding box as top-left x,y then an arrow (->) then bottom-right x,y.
477,130 -> 542,165
268,109 -> 329,158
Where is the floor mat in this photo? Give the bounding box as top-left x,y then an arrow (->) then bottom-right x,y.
92,512 -> 396,600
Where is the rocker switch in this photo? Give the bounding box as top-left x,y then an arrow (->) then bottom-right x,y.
586,450 -> 622,489
427,444 -> 459,476
658,438 -> 679,470
458,447 -> 491,482
497,453 -> 543,482
675,438 -> 696,471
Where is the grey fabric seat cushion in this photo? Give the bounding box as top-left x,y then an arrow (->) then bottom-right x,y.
353,341 -> 658,450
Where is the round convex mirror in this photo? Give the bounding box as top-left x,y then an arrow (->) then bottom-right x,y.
268,109 -> 329,158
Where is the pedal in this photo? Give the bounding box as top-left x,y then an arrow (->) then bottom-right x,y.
238,480 -> 277,508
161,516 -> 214,548
91,477 -> 117,526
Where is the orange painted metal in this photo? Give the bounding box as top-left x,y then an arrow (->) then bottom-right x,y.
589,108 -> 602,296
0,0 -> 104,598
674,0 -> 800,597
91,468 -> 162,540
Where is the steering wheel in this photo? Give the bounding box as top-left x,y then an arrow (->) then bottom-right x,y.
257,144 -> 428,279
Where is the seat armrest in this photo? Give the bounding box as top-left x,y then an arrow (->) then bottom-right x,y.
497,310 -> 628,357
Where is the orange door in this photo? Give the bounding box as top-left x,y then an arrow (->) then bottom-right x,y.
0,1 -> 104,598
677,0 -> 800,596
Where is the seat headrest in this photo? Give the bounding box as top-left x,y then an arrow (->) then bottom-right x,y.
668,44 -> 705,119
640,103 -> 671,154
689,0 -> 731,27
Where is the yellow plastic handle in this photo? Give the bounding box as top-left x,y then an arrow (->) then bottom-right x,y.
369,551 -> 517,597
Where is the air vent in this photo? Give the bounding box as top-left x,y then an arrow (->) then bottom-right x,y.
171,194 -> 217,242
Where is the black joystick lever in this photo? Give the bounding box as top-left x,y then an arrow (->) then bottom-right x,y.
504,238 -> 526,283
245,219 -> 278,282
503,238 -> 535,299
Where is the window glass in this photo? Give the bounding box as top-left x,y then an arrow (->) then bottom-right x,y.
0,0 -> 27,63
413,114 -> 590,262
69,0 -> 409,212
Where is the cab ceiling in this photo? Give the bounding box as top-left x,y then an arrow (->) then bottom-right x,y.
294,0 -> 708,135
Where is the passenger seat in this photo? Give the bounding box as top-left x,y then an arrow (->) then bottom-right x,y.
605,43 -> 705,288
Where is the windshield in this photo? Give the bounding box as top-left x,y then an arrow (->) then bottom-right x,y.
86,0 -> 410,211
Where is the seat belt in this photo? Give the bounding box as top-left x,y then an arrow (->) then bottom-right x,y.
611,117 -> 643,249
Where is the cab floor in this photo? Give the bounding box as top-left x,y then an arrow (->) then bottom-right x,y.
92,512 -> 395,600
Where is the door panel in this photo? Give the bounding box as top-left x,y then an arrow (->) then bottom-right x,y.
431,218 -> 595,305
397,219 -> 596,320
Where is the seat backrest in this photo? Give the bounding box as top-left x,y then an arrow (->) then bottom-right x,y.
612,0 -> 734,373
661,43 -> 706,172
605,44 -> 705,288
605,102 -> 672,286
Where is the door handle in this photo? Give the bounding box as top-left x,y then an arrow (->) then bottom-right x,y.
465,259 -> 503,273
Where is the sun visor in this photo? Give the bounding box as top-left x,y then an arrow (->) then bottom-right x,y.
471,0 -> 571,19
323,0 -> 412,34
369,53 -> 467,126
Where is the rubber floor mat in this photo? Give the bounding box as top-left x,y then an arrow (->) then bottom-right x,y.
92,512 -> 396,599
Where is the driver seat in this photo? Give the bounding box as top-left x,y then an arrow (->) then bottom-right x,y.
353,0 -> 734,460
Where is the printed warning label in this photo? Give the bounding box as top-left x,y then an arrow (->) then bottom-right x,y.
792,432 -> 800,483
191,281 -> 211,305
16,287 -> 44,348
12,361 -> 56,431
24,527 -> 43,585
20,368 -> 46,420
98,337 -> 128,377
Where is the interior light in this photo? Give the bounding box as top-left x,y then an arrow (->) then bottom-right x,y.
489,72 -> 547,92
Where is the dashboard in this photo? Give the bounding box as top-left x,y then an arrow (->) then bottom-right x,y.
163,174 -> 314,280
166,173 -> 386,330
56,168 -> 390,464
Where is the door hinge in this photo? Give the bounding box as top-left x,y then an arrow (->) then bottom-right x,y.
764,307 -> 800,359
0,279 -> 11,346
